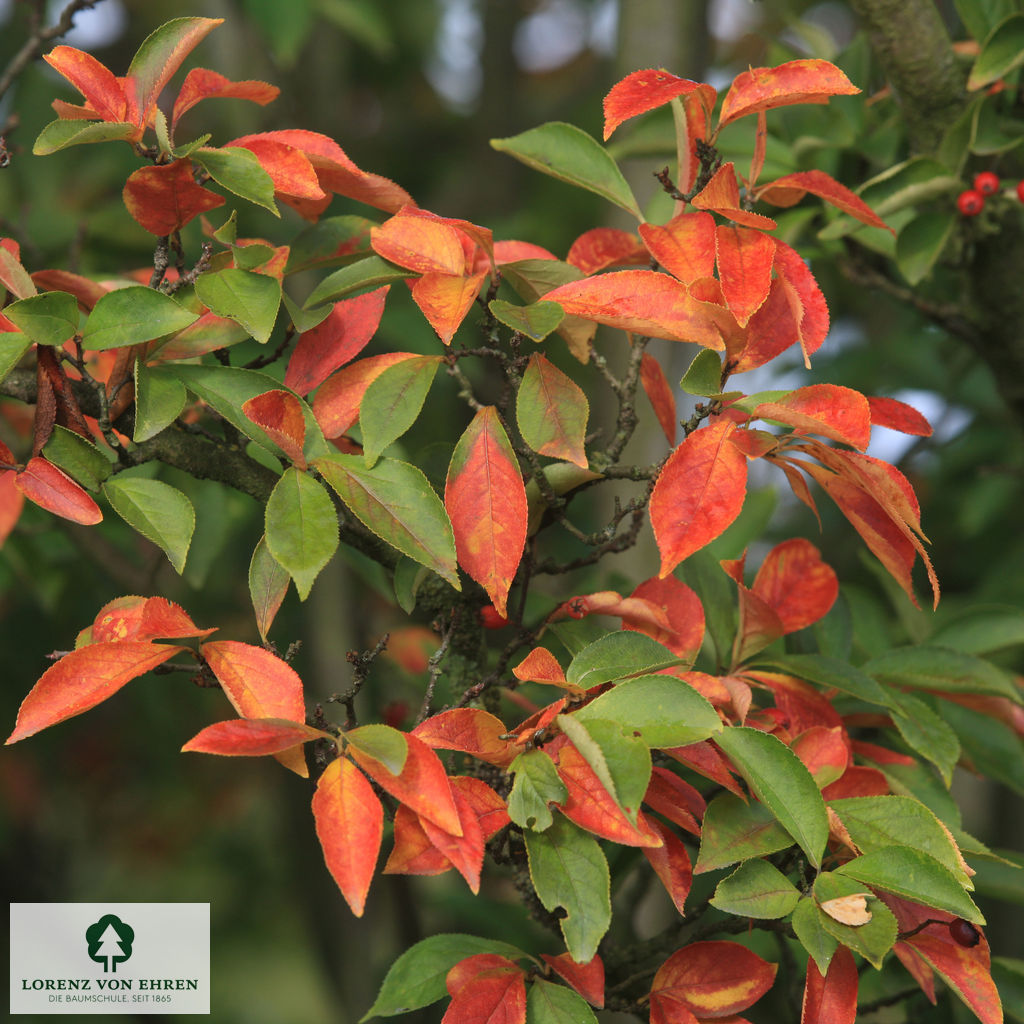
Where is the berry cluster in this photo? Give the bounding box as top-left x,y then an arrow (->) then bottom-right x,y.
957,171 -> 1024,216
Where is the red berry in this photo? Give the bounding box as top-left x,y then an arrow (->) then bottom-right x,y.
1017,180 -> 1024,202
949,919 -> 981,948
479,605 -> 509,629
973,171 -> 1000,195
957,189 -> 985,216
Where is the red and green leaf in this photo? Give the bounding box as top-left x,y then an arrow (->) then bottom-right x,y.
242,389 -> 307,468
16,456 -> 103,525
801,946 -> 858,1024
516,353 -> 589,468
540,952 -> 605,1009
311,352 -> 418,437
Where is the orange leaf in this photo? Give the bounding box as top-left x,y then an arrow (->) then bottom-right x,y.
43,46 -> 127,122
90,595 -> 215,643
382,626 -> 439,674
413,708 -> 518,768
201,639 -> 304,722
512,647 -> 574,690
347,730 -> 462,835
644,766 -> 706,835
493,240 -> 557,263
419,785 -> 486,892
16,456 -> 102,525
757,169 -> 890,233
626,577 -> 706,661
730,279 -> 800,373
718,59 -> 859,128
554,591 -> 671,632
311,352 -> 419,437
650,941 -> 777,1018
771,239 -> 830,366
639,212 -> 717,285
691,164 -> 778,230
242,389 -> 307,468
715,225 -> 776,327
444,955 -> 527,1024
722,554 -> 785,665
182,717 -> 327,756
641,353 -> 678,445
172,69 -> 279,130
445,406 -> 527,618
543,270 -> 724,349
123,160 -> 226,236
451,776 -> 511,840
567,227 -> 649,274
801,947 -> 858,1024
372,211 -> 467,276
540,952 -> 605,1008
650,419 -> 747,577
867,396 -> 933,437
312,756 -> 383,916
603,68 -> 702,139
791,726 -> 850,788
677,85 -> 718,194
227,136 -> 325,202
643,819 -> 694,916
753,384 -> 871,450
411,269 -> 488,345
6,641 -> 185,744
385,803 -> 451,876
0,471 -> 24,547
751,538 -> 838,634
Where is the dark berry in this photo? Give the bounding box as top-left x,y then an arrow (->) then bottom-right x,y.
479,605 -> 509,629
973,171 -> 1000,195
957,189 -> 985,216
949,918 -> 981,948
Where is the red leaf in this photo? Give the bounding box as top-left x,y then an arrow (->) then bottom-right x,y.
743,671 -> 843,734
411,269 -> 488,345
639,212 -> 717,285
650,419 -> 747,577
723,554 -> 785,665
650,941 -> 777,1018
770,240 -> 830,365
718,59 -> 859,127
627,577 -> 706,660
643,819 -> 694,916
312,755 -> 383,916
644,766 -> 706,835
715,225 -> 776,327
413,708 -> 518,768
567,227 -> 649,274
757,169 -> 890,233
419,785 -> 486,892
791,726 -> 850,787
90,595 -> 215,643
664,742 -> 746,798
444,955 -> 527,1024
445,406 -> 527,619
312,352 -> 419,437
603,68 -> 702,139
227,136 -> 325,202
751,538 -> 838,634
182,717 -> 327,756
172,68 -> 279,130
43,46 -> 127,123
6,641 -> 185,744
822,765 -> 891,799
867,396 -> 933,436
641,353 -> 678,445
691,164 -> 778,230
512,647 -> 573,690
650,991 -> 701,1024
31,270 -> 109,311
347,730 -> 462,835
801,947 -> 858,1024
540,952 -> 605,1008
730,279 -> 801,373
543,271 -> 724,349
753,384 -> 871,450
0,471 -> 25,547
16,456 -> 102,525
123,160 -> 225,236
242,389 -> 307,468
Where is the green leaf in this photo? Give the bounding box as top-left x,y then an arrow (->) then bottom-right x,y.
791,897 -> 839,976
968,13 -> 1024,90
895,212 -> 955,286
282,292 -> 332,334
194,269 -> 282,344
710,859 -> 800,919
992,959 -> 1024,1024
864,645 -> 1020,702
491,122 -> 642,219
525,462 -> 602,535
192,146 -> 278,214
680,349 -> 725,397
836,848 -> 984,924
232,243 -> 277,272
134,363 -> 187,442
304,255 -> 412,308
248,534 -> 290,643
285,214 -> 377,275
955,0 -> 1016,44
573,674 -> 722,748
930,604 -> 1024,655
360,933 -> 526,1021
82,286 -> 199,351
680,549 -> 737,667
888,692 -> 961,786
565,632 -> 684,688
525,815 -> 611,963
360,356 -> 441,467
938,701 -> 1024,796
715,726 -> 829,869
313,452 -> 459,591
488,299 -> 564,341
508,749 -> 567,832
393,556 -> 429,614
527,978 -> 598,1024
42,426 -> 112,492
694,792 -> 794,874
812,872 -> 898,969
102,476 -> 195,573
345,723 -> 408,775
4,292 -> 79,346
829,796 -> 974,889
758,653 -> 894,708
33,120 -> 137,155
265,467 -> 339,600
0,332 -> 30,384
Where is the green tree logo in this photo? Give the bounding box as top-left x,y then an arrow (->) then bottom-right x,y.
85,914 -> 134,973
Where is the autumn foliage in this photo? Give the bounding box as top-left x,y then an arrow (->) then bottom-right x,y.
2,17 -> 1021,1024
